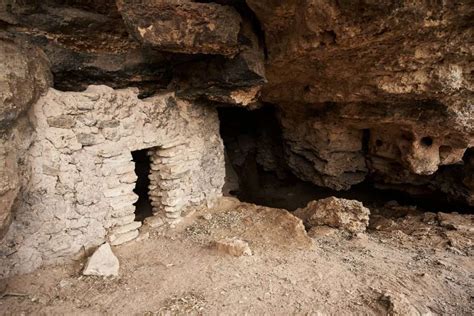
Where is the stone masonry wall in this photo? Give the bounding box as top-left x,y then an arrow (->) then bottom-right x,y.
0,85 -> 225,277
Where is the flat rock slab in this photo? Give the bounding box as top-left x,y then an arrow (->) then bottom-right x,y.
83,243 -> 120,277
186,198 -> 313,251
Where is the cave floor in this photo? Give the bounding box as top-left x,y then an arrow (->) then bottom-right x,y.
1,199 -> 473,315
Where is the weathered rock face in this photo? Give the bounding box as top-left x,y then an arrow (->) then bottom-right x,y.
0,37 -> 52,131
280,101 -> 473,199
171,19 -> 266,106
247,0 -> 473,107
1,1 -> 266,101
0,37 -> 51,238
117,0 -> 241,56
1,0 -> 171,94
244,0 -> 473,204
0,118 -> 35,239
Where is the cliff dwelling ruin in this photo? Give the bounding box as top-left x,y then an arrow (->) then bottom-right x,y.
1,86 -> 226,276
0,0 -> 473,314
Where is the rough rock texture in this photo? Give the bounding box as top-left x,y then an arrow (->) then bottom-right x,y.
247,0 -> 473,107
0,118 -> 34,239
281,102 -> 473,195
1,1 -> 265,101
437,212 -> 474,232
0,85 -> 225,277
83,243 -> 119,277
0,37 -> 51,238
294,197 -> 370,233
0,37 -> 52,131
117,0 -> 241,56
171,19 -> 266,106
245,0 -> 473,204
214,237 -> 252,257
0,1 -> 171,94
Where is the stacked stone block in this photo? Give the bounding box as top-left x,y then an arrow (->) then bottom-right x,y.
148,141 -> 199,220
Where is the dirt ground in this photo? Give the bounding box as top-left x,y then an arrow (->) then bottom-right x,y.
1,198 -> 473,315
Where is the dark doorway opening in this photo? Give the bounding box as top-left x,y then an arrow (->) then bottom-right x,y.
132,149 -> 153,222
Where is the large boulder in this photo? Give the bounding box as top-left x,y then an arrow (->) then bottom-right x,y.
294,197 -> 370,233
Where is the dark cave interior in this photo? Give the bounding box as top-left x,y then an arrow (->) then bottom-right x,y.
132,149 -> 154,222
218,106 -> 473,214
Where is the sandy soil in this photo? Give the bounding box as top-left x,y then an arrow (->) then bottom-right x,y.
1,198 -> 473,315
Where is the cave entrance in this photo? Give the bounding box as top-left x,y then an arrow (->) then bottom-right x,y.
218,106 -> 473,213
132,148 -> 154,222
218,105 -> 299,208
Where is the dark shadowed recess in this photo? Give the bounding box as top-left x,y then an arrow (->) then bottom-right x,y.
132,149 -> 153,222
218,106 -> 474,213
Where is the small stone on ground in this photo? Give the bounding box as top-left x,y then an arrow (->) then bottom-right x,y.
83,243 -> 119,277
214,237 -> 252,257
144,216 -> 165,228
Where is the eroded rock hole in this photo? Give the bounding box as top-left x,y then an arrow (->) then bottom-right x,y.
219,107 -> 473,213
420,136 -> 434,147
132,149 -> 153,222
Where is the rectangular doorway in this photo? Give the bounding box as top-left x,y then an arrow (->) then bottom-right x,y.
132,149 -> 154,222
